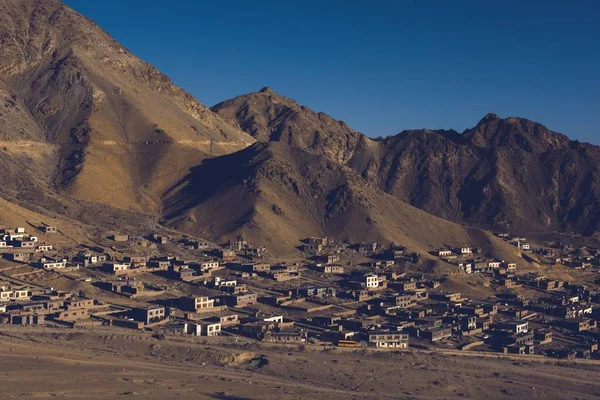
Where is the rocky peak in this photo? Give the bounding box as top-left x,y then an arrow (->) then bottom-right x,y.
212,89 -> 364,164
464,113 -> 570,152
479,112 -> 501,123
259,86 -> 274,94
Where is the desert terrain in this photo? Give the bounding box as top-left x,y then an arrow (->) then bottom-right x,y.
2,326 -> 600,400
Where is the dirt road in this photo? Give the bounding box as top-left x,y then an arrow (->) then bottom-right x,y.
1,327 -> 600,399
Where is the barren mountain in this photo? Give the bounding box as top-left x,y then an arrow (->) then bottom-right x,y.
0,0 -> 254,214
213,89 -> 600,235
163,140 -> 522,259
352,114 -> 600,234
212,87 -> 362,164
1,1 -> 596,256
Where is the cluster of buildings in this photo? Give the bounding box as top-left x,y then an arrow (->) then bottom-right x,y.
433,245 -> 518,280
0,226 -> 57,264
534,243 -> 600,272
0,282 -> 115,326
496,233 -> 531,251
2,227 -> 600,359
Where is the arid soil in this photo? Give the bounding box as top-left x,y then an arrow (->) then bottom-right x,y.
1,326 -> 600,399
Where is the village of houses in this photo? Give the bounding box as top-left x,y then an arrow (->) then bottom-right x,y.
2,224 -> 600,360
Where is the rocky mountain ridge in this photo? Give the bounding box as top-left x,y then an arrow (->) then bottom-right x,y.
213,89 -> 600,236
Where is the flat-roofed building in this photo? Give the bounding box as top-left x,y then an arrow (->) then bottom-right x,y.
368,332 -> 409,349
131,305 -> 167,325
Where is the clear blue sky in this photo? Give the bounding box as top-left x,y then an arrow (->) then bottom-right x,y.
64,0 -> 599,143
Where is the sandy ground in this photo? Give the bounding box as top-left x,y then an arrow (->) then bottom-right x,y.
1,327 -> 600,399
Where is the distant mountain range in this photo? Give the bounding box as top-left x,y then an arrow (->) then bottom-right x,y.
213,89 -> 600,237
1,0 -> 599,253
